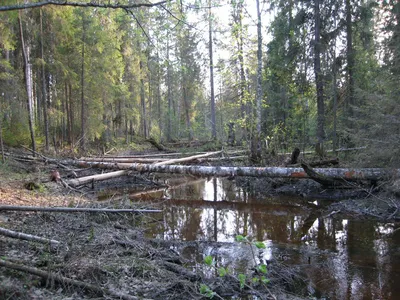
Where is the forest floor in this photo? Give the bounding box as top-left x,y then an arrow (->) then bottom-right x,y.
0,147 -> 399,299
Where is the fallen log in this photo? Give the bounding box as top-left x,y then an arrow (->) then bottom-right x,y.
67,160 -> 400,182
0,206 -> 162,214
0,226 -> 60,247
79,157 -> 169,163
68,170 -> 129,187
153,150 -> 222,166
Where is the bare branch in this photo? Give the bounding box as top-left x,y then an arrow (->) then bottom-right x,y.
0,0 -> 168,12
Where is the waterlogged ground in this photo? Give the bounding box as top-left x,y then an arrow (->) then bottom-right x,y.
124,176 -> 400,299
1,156 -> 400,299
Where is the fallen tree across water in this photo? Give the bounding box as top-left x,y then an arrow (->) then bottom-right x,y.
64,160 -> 400,182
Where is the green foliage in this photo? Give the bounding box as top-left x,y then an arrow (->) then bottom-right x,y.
257,264 -> 268,274
235,235 -> 247,242
254,241 -> 266,249
238,273 -> 246,290
204,255 -> 214,266
201,235 -> 270,297
199,284 -> 216,299
218,267 -> 228,277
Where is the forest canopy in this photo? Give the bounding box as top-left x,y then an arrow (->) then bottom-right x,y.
0,0 -> 399,166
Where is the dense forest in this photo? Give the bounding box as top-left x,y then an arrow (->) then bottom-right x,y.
0,0 -> 399,166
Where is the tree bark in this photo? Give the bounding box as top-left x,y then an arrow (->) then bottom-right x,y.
68,170 -> 129,187
140,60 -> 148,139
153,150 -> 222,166
18,11 -> 36,156
61,160 -> 400,182
251,0 -> 263,161
40,9 -> 50,151
166,33 -> 173,142
0,0 -> 168,11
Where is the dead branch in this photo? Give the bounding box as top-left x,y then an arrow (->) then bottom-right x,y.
80,157 -> 169,163
301,162 -> 346,187
0,206 -> 162,214
0,0 -> 167,12
0,226 -> 60,247
0,259 -> 141,300
153,150 -> 222,166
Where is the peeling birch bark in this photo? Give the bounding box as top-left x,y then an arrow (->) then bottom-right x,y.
65,160 -> 400,182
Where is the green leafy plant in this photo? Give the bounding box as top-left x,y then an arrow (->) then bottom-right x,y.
199,235 -> 271,297
218,267 -> 227,277
204,255 -> 214,266
238,273 -> 246,290
199,284 -> 216,299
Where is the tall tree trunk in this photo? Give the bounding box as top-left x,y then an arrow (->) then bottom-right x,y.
332,4 -> 339,152
40,9 -> 49,151
18,12 -> 36,156
66,82 -> 73,145
251,0 -> 263,161
80,15 -> 86,151
233,0 -> 247,145
209,0 -> 216,140
166,34 -> 172,142
157,52 -> 162,140
183,87 -> 193,141
140,60 -> 148,139
314,0 -> 325,147
345,0 -> 355,116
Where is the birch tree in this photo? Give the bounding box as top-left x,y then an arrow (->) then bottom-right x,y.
18,11 -> 36,155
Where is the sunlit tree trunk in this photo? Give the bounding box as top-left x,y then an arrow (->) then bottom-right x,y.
40,9 -> 49,151
209,0 -> 216,140
18,11 -> 36,156
232,0 -> 247,145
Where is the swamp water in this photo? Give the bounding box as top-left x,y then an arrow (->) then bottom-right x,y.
103,177 -> 400,299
